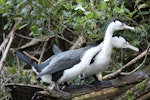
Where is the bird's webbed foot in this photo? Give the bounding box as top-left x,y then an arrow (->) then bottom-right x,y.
90,75 -> 113,88
92,80 -> 113,88
54,82 -> 72,98
82,77 -> 97,90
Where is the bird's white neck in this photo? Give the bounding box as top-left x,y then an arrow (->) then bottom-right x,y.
98,24 -> 114,57
101,25 -> 114,54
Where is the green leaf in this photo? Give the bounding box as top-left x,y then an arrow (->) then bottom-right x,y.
114,7 -> 120,11
0,0 -> 6,5
0,0 -> 5,5
74,3 -> 85,11
77,0 -> 83,3
17,23 -> 29,30
133,40 -> 140,45
4,20 -> 11,30
2,12 -> 10,17
29,25 -> 40,35
138,11 -> 150,15
7,64 -> 17,75
128,9 -> 138,18
20,8 -> 28,15
135,0 -> 141,7
84,11 -> 90,15
138,3 -> 148,9
85,13 -> 94,19
6,0 -> 12,6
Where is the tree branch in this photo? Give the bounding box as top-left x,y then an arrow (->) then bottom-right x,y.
71,34 -> 87,50
0,20 -> 20,52
23,51 -> 39,62
103,50 -> 148,80
0,21 -> 20,71
120,50 -> 148,76
5,71 -> 148,100
38,38 -> 48,64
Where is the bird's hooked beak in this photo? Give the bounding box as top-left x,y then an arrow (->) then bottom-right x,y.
124,24 -> 135,31
125,43 -> 139,52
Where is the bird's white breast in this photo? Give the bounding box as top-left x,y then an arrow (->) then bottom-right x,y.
83,46 -> 112,77
31,66 -> 52,84
57,44 -> 103,83
41,74 -> 52,83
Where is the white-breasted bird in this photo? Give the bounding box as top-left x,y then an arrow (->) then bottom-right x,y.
16,35 -> 139,78
52,35 -> 139,83
47,19 -> 135,85
16,19 -> 136,96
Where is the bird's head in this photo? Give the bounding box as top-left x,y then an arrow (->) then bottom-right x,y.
109,19 -> 135,31
112,35 -> 139,52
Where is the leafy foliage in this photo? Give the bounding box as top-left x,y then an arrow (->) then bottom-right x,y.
0,0 -> 149,99
1,0 -> 149,38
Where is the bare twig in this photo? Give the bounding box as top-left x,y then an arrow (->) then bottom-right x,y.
121,49 -> 123,64
103,50 -> 148,80
0,21 -> 20,71
57,35 -> 74,45
71,34 -> 87,50
0,20 -> 20,52
2,33 -> 6,53
120,49 -> 148,76
111,59 -> 120,69
0,36 -> 14,71
11,40 -> 40,51
38,38 -> 48,64
11,36 -> 54,51
16,55 -> 21,69
127,17 -> 138,26
14,33 -> 33,40
120,44 -> 150,75
23,51 -> 39,62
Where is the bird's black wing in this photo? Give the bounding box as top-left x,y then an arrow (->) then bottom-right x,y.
38,54 -> 58,70
37,46 -> 92,78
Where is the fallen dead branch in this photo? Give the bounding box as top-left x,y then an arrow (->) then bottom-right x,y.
120,51 -> 148,76
103,50 -> 148,80
115,78 -> 150,100
137,92 -> 150,100
5,71 -> 148,100
120,44 -> 150,76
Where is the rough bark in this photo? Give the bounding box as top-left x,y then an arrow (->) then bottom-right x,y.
5,71 -> 148,100
114,78 -> 150,100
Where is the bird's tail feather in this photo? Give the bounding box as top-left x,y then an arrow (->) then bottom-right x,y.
15,51 -> 38,68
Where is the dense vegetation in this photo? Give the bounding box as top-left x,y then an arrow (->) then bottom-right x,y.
0,0 -> 149,99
